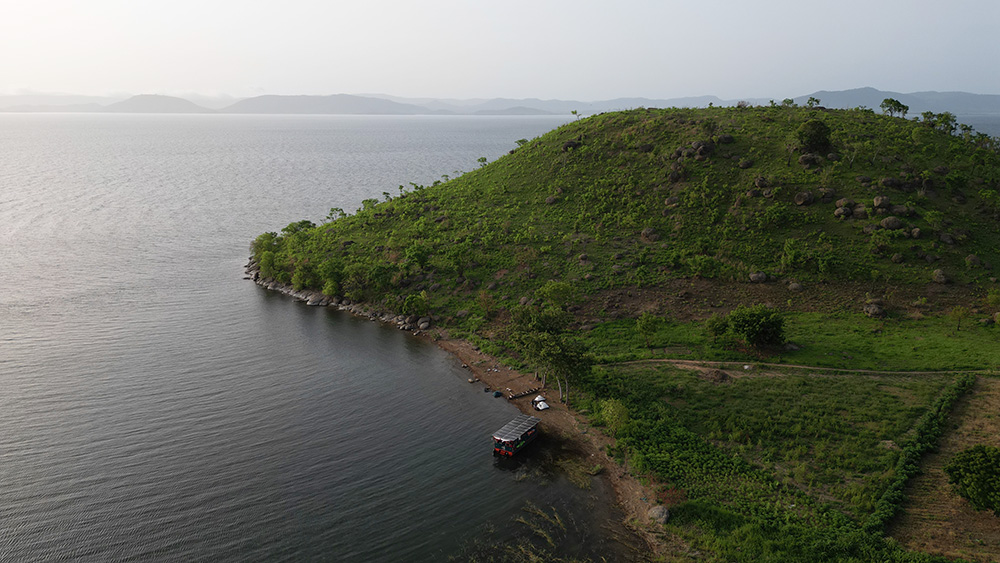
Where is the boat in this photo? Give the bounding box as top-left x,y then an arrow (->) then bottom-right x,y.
492,414 -> 540,456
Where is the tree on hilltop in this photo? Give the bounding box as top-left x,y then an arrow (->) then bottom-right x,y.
880,98 -> 909,118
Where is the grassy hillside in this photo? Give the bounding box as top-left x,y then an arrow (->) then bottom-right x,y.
254,105 -> 999,305
249,106 -> 1000,562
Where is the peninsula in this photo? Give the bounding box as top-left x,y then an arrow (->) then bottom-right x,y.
249,103 -> 1000,562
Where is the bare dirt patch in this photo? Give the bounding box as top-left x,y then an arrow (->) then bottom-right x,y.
889,377 -> 1000,562
574,279 -> 993,324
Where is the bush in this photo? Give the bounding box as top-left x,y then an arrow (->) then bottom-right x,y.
796,119 -> 832,153
705,313 -> 729,340
727,304 -> 785,349
944,445 -> 1000,515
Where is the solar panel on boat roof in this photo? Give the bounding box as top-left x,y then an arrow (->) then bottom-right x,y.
492,414 -> 540,441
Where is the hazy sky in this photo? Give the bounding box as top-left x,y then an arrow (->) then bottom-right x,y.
2,0 -> 998,100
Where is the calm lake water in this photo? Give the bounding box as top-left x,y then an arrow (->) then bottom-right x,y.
0,114 -> 635,561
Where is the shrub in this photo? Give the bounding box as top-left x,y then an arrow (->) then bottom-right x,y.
944,445 -> 1000,515
705,313 -> 729,340
727,304 -> 785,349
796,119 -> 832,153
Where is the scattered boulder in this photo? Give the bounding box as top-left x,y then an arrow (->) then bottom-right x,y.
648,505 -> 670,525
738,159 -> 754,169
852,205 -> 869,219
966,254 -> 982,267
701,369 -> 730,384
856,175 -> 873,185
880,216 -> 904,230
881,176 -> 901,189
798,153 -> 822,167
889,204 -> 912,217
717,134 -> 735,144
891,253 -> 904,264
939,233 -> 955,245
640,227 -> 660,242
833,207 -> 851,219
818,187 -> 836,202
863,303 -> 886,318
754,176 -> 769,189
545,195 -> 558,204
873,195 -> 891,209
664,196 -> 680,207
835,198 -> 855,209
794,191 -> 815,206
562,139 -> 582,152
932,269 -> 948,284
911,228 -> 921,239
788,282 -> 803,292
746,188 -> 762,198
749,271 -> 768,283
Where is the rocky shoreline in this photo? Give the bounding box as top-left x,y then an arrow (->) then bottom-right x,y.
244,257 -> 434,332
244,255 -> 676,558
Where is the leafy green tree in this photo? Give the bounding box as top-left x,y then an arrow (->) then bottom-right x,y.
404,241 -> 432,269
259,250 -> 278,278
949,305 -> 970,332
936,111 -> 957,134
401,292 -> 428,316
985,288 -> 1000,310
806,96 -> 821,108
944,445 -> 1000,515
600,399 -> 630,436
879,98 -> 909,118
281,220 -> 315,235
796,120 -> 832,153
477,156 -> 488,168
635,311 -> 661,348
325,207 -> 346,222
510,303 -> 591,405
727,304 -> 785,349
535,280 -> 576,309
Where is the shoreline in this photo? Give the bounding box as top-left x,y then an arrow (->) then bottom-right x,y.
245,262 -> 676,558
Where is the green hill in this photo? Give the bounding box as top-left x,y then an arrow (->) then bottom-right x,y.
249,105 -> 1000,562
252,105 -> 1000,312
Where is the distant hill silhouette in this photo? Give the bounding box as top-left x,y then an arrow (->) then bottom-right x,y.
793,87 -> 1000,115
104,95 -> 213,113
1,88 -> 998,117
220,94 -> 425,115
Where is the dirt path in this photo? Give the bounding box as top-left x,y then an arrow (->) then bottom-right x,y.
889,377 -> 1000,562
611,358 -> 997,377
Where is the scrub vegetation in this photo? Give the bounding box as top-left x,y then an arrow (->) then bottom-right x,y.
250,103 -> 1000,561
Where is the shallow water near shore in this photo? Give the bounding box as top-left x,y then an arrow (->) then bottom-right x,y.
0,113 -> 639,561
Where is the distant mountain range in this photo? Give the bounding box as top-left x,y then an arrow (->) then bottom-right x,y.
2,88 -> 999,117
